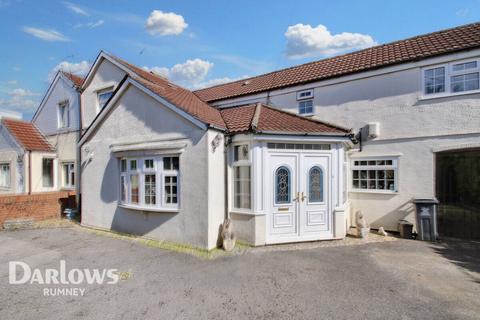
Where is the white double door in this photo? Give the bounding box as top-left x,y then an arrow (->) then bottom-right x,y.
267,152 -> 332,243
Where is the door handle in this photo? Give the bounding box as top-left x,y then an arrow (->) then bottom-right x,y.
294,192 -> 300,202
301,192 -> 307,202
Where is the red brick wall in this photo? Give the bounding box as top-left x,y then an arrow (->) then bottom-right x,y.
0,191 -> 76,226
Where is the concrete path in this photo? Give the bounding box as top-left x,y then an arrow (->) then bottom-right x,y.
0,228 -> 478,320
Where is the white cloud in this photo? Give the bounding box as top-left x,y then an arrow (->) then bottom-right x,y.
144,59 -> 213,87
6,80 -> 17,85
285,24 -> 377,59
23,27 -> 70,42
49,60 -> 91,81
193,75 -> 250,90
75,19 -> 104,28
456,8 -> 469,17
145,10 -> 188,36
0,87 -> 40,112
8,88 -> 39,97
63,1 -> 88,16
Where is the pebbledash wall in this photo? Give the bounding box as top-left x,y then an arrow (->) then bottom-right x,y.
0,191 -> 75,226
211,49 -> 480,231
80,82 -> 226,249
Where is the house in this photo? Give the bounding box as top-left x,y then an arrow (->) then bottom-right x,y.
194,22 -> 480,240
79,22 -> 480,248
78,52 -> 352,249
32,71 -> 83,193
0,118 -> 56,194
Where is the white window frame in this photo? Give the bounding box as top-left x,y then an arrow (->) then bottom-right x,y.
232,143 -> 252,211
298,100 -> 314,115
42,158 -> 55,188
57,100 -> 70,129
96,86 -> 114,113
62,162 -> 75,189
118,155 -> 180,211
296,89 -> 314,100
421,58 -> 480,99
350,157 -> 398,193
0,163 -> 11,188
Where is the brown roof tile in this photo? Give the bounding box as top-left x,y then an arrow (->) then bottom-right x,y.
2,118 -> 54,152
220,104 -> 350,135
108,55 -> 227,129
194,22 -> 480,102
61,72 -> 84,88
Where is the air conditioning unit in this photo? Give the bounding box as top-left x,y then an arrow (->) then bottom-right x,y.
367,122 -> 380,139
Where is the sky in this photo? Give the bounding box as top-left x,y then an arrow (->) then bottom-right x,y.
1,0 -> 479,120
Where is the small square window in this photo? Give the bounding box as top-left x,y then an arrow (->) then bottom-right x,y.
298,100 -> 313,115
130,160 -> 137,171
144,159 -> 154,170
163,157 -> 179,170
234,145 -> 249,162
97,88 -> 114,110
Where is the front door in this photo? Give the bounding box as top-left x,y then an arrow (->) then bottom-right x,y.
267,151 -> 332,244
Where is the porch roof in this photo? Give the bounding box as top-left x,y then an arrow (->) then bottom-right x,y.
1,118 -> 54,152
220,103 -> 351,136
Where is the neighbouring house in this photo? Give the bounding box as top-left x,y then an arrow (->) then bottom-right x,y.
194,22 -> 480,240
77,22 -> 480,247
78,52 -> 352,249
0,118 -> 56,194
32,71 -> 83,193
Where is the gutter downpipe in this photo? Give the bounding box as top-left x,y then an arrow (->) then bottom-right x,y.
28,151 -> 32,195
76,88 -> 83,218
224,134 -> 232,220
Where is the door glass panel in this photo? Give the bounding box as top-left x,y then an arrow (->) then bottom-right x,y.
309,166 -> 324,202
275,166 -> 290,204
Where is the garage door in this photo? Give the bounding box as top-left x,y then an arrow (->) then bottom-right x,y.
436,149 -> 480,240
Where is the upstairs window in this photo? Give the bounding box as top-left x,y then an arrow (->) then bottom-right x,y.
58,101 -> 69,129
298,100 -> 313,115
0,163 -> 10,188
297,89 -> 314,100
97,88 -> 114,110
423,59 -> 480,96
424,67 -> 445,94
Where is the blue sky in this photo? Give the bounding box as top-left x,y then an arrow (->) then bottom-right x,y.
1,0 -> 479,120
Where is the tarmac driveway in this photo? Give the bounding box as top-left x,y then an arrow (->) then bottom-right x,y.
0,227 -> 479,320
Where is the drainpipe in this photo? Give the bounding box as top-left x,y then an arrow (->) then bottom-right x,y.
28,151 -> 32,195
76,89 -> 82,218
224,134 -> 232,220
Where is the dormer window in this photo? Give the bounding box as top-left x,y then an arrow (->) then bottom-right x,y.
97,87 -> 114,110
58,101 -> 69,129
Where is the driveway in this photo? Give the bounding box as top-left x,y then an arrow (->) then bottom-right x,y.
0,227 -> 479,320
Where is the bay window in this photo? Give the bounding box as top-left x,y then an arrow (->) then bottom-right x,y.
0,163 -> 10,188
352,158 -> 398,192
119,156 -> 179,210
232,144 -> 251,210
423,59 -> 480,97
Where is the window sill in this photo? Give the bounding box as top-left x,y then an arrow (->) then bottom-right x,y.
349,189 -> 398,195
230,210 -> 265,216
61,187 -> 75,191
118,203 -> 179,213
419,89 -> 480,101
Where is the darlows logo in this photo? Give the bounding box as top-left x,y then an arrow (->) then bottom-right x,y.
9,260 -> 128,296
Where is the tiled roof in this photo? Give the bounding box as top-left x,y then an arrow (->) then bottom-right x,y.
194,22 -> 480,102
62,72 -> 84,88
108,54 -> 227,130
220,103 -> 350,135
2,118 -> 54,152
